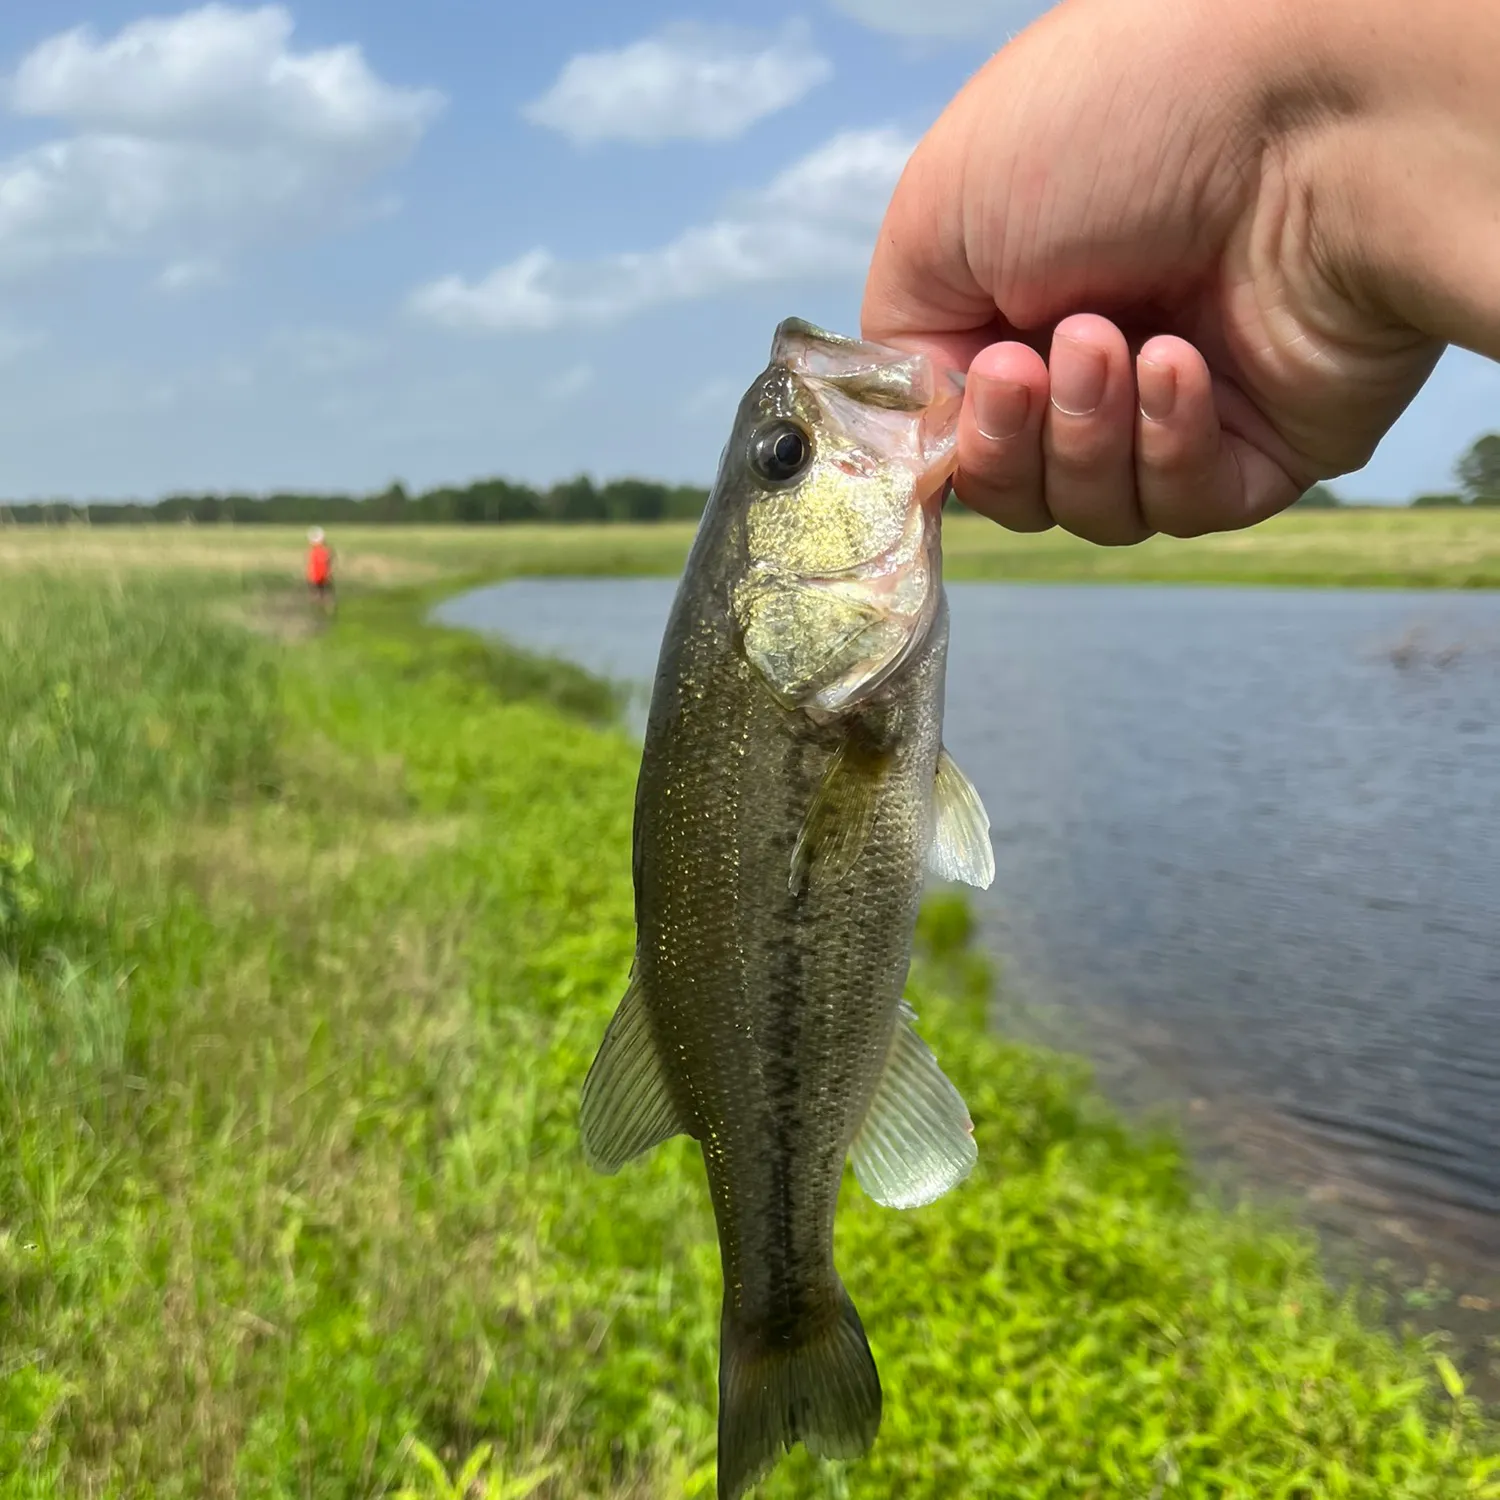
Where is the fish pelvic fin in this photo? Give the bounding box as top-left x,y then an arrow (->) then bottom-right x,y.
717,1286 -> 882,1500
579,970 -> 690,1173
851,999 -> 978,1209
788,741 -> 886,897
926,747 -> 995,889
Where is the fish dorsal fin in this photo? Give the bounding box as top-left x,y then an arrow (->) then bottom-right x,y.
579,971 -> 690,1173
926,748 -> 995,889
789,742 -> 884,897
850,1000 -> 977,1209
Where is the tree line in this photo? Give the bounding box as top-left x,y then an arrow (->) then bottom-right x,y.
1302,432 -> 1500,507
0,475 -> 711,527
3,432 -> 1500,524
1410,433 -> 1500,506
0,475 -> 1361,522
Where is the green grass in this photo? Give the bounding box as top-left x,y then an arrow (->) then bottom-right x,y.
4,502 -> 1500,589
1,568 -> 1497,1499
939,504 -> 1500,588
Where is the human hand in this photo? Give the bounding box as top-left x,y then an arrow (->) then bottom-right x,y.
862,0 -> 1463,543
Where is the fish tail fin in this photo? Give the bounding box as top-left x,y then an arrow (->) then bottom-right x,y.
716,1286 -> 881,1500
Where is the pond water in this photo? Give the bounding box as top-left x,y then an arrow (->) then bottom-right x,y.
434,577 -> 1500,1282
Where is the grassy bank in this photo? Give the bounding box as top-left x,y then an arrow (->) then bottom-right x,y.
3,502 -> 1500,588
2,566 -> 1498,1498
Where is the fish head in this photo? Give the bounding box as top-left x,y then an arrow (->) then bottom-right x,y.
723,318 -> 964,717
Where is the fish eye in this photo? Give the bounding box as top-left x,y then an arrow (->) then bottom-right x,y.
749,420 -> 813,484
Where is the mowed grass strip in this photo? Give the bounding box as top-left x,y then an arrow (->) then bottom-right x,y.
0,569 -> 1495,1499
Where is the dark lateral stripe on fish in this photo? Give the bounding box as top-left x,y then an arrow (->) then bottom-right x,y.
759,730 -> 812,1328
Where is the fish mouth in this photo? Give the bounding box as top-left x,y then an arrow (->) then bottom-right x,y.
773,317 -> 964,518
771,318 -> 963,416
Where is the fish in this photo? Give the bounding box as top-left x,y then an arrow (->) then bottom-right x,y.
579,317 -> 996,1500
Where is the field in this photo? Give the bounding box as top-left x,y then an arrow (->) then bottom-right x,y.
1,524 -> 1497,1498
3,501 -> 1500,589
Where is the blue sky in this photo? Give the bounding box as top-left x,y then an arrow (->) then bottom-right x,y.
0,0 -> 1493,504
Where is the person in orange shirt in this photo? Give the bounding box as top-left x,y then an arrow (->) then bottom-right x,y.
306,527 -> 334,615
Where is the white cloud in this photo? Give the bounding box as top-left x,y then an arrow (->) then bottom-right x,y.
410,127 -> 914,333
0,5 -> 443,277
827,0 -> 1045,39
414,248 -> 565,332
156,256 -> 228,292
522,21 -> 830,146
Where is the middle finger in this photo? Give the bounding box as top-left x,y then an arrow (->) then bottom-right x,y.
1042,314 -> 1151,545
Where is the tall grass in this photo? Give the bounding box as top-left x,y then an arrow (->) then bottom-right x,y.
0,573 -> 1495,1498
0,573 -> 276,956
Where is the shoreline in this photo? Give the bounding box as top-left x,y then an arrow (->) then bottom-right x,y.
432,569 -> 1500,1366
988,964 -> 1500,1399
412,579 -> 1500,1399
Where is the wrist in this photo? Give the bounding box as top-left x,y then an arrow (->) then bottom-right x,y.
1244,0 -> 1500,357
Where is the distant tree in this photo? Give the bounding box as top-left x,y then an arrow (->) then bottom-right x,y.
546,475 -> 606,522
599,478 -> 666,522
663,484 -> 710,520
494,481 -> 545,523
1456,433 -> 1500,504
415,486 -> 457,523
1296,482 -> 1341,508
368,481 -> 410,522
1411,492 -> 1466,507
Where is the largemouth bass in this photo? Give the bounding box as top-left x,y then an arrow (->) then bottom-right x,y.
580,318 -> 995,1499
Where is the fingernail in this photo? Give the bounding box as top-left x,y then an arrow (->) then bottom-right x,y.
973,376 -> 1030,441
1050,337 -> 1107,417
1138,358 -> 1176,422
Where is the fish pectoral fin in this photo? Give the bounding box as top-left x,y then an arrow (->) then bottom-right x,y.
850,999 -> 978,1209
926,747 -> 995,889
789,742 -> 884,897
579,972 -> 690,1174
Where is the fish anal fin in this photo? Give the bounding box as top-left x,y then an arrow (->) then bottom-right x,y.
789,742 -> 885,897
927,747 -> 995,889
851,999 -> 978,1209
718,1286 -> 881,1500
579,971 -> 689,1174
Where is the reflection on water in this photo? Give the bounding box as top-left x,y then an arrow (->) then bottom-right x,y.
434,578 -> 1500,1274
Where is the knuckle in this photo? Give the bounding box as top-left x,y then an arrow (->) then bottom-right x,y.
1150,506 -> 1215,540
1064,517 -> 1153,547
1139,429 -> 1208,475
1138,458 -> 1224,537
954,476 -> 1053,531
1044,422 -> 1129,476
1047,488 -> 1151,547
